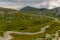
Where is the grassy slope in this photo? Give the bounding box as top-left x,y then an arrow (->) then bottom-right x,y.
0,12 -> 58,40
0,12 -> 53,32
11,21 -> 60,40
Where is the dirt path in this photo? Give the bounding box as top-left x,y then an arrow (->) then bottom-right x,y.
0,25 -> 50,40
0,16 -> 58,40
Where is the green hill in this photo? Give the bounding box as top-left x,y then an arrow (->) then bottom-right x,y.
0,7 -> 60,40
0,12 -> 54,32
0,7 -> 17,13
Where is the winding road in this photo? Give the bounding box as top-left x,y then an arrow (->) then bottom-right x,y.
0,16 -> 58,40
0,25 -> 50,40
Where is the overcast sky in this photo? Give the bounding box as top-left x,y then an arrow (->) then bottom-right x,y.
0,0 -> 60,10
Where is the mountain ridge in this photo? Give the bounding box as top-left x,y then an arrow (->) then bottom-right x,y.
20,6 -> 60,17
0,7 -> 17,12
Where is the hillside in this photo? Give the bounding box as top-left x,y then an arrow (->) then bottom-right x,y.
20,6 -> 60,18
0,7 -> 17,13
0,12 -> 54,32
0,7 -> 60,40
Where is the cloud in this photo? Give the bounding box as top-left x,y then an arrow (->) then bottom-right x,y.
0,0 -> 60,10
0,1 -> 24,10
30,0 -> 60,9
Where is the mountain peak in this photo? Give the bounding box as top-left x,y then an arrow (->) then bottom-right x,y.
20,6 -> 39,12
20,6 -> 48,12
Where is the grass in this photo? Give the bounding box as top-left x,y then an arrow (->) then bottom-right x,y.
0,12 -> 54,32
11,34 -> 38,40
10,20 -> 60,40
0,32 -> 4,37
0,12 -> 59,40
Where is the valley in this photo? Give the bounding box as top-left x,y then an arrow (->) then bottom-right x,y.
0,7 -> 60,40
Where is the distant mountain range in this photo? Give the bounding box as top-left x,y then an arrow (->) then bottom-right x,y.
20,6 -> 48,12
20,6 -> 60,12
0,6 -> 60,17
20,6 -> 60,17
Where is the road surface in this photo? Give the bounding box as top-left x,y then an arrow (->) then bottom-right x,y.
0,25 -> 50,40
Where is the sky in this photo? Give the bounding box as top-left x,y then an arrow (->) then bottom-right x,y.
0,0 -> 60,10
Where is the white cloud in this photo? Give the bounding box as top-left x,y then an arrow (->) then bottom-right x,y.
0,1 -> 23,10
30,0 -> 60,9
0,0 -> 60,10
49,0 -> 60,9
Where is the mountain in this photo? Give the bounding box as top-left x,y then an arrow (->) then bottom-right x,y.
20,6 -> 48,12
20,6 -> 60,17
0,7 -> 17,12
46,7 -> 60,17
20,6 -> 40,12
